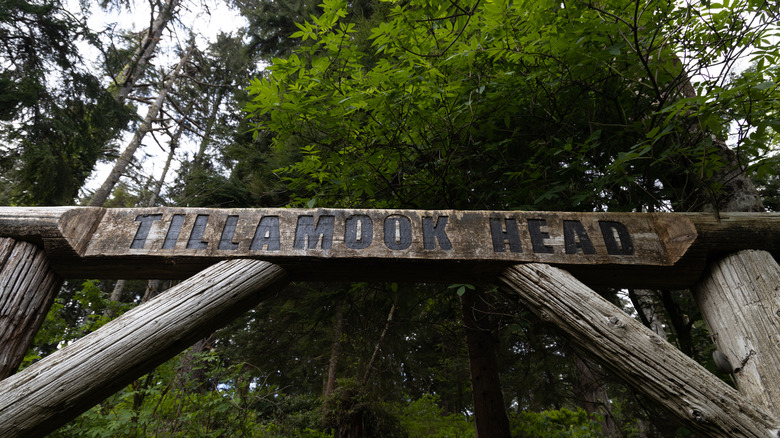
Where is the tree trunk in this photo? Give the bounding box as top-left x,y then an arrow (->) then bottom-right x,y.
460,288 -> 511,438
89,40 -> 195,207
658,290 -> 695,357
499,263 -> 779,437
0,238 -> 62,379
178,333 -> 216,393
102,279 -> 126,318
361,303 -> 395,387
193,89 -> 225,169
322,298 -> 344,425
145,120 -> 182,207
112,0 -> 180,103
694,249 -> 780,416
628,289 -> 667,338
574,354 -> 620,437
674,59 -> 780,418
0,259 -> 288,437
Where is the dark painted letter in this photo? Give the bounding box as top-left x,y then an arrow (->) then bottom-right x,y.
131,214 -> 162,249
489,218 -> 522,253
345,215 -> 373,249
384,215 -> 412,250
528,219 -> 554,254
218,215 -> 240,250
162,214 -> 185,249
422,216 -> 452,250
187,215 -> 210,249
599,221 -> 634,255
250,216 -> 280,251
295,215 -> 335,250
563,220 -> 596,255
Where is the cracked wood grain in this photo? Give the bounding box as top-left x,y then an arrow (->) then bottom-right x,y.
500,263 -> 780,438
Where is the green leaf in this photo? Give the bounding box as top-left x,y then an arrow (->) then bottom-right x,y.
753,81 -> 775,90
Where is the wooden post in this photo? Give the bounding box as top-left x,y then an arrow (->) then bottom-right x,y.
0,259 -> 288,438
0,237 -> 62,379
694,249 -> 780,417
499,263 -> 779,438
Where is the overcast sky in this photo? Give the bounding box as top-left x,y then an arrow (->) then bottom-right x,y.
73,0 -> 247,200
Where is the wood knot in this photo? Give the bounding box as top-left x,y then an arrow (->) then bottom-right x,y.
649,336 -> 662,345
539,311 -> 552,321
690,409 -> 706,423
608,316 -> 624,328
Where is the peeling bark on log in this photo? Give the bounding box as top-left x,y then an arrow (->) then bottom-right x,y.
0,238 -> 61,379
499,263 -> 780,438
694,250 -> 780,417
0,259 -> 288,438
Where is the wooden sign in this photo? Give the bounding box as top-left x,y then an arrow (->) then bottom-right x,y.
2,207 -> 779,288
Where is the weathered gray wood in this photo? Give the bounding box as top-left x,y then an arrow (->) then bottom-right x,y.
0,259 -> 288,438
694,250 -> 780,417
0,238 -> 61,379
0,207 -> 105,256
499,263 -> 780,437
3,207 -> 780,288
0,207 -> 696,287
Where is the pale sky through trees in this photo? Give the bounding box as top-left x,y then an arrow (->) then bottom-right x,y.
70,0 -> 247,199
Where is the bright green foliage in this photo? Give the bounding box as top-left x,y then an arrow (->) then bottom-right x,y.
246,0 -> 780,211
509,407 -> 602,438
21,279 -> 133,369
395,394 -> 474,437
50,348 -> 476,437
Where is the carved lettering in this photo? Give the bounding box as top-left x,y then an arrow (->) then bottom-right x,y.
131,214 -> 162,249
528,219 -> 554,254
218,215 -> 240,250
187,215 -> 209,250
162,214 -> 185,249
113,210 -> 650,269
345,215 -> 373,249
489,217 -> 523,253
600,221 -> 634,255
563,220 -> 596,255
384,215 -> 412,250
250,216 -> 280,251
422,216 -> 452,250
295,215 -> 335,250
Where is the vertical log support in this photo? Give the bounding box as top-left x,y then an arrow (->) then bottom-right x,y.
694,249 -> 780,417
0,259 -> 288,438
499,263 -> 779,438
0,238 -> 62,380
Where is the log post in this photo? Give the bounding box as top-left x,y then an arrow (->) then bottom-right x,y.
694,249 -> 780,417
0,237 -> 62,379
0,259 -> 288,438
499,263 -> 779,438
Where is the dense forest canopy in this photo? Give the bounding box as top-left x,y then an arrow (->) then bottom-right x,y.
1,0 -> 779,436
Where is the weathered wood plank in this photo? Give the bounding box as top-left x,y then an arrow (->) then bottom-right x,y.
0,259 -> 288,438
499,263 -> 780,438
0,207 -> 104,256
694,250 -> 780,417
2,207 -> 780,288
0,207 -> 695,287
0,238 -> 61,379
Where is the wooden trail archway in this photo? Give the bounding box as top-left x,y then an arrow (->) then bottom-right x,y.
1,207 -> 779,437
